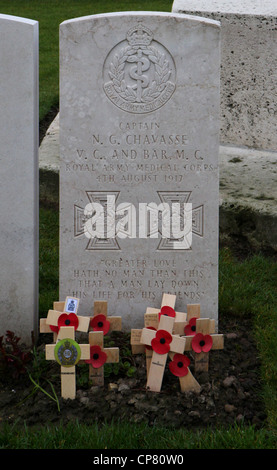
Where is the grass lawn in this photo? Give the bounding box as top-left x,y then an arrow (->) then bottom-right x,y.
1,0 -> 277,450
0,416 -> 276,449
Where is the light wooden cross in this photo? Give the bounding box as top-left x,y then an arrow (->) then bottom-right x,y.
40,299 -> 64,341
168,350 -> 201,393
144,302 -> 201,335
89,301 -> 122,335
86,331 -> 119,386
45,326 -> 90,399
140,315 -> 186,392
40,296 -> 90,341
131,297 -> 200,376
131,293 -> 177,376
131,294 -> 181,354
144,293 -> 188,334
183,318 -> 224,372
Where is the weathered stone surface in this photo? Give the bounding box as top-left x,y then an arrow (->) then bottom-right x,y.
0,14 -> 39,344
172,0 -> 277,150
59,12 -> 220,328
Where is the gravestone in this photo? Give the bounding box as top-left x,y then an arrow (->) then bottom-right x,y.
59,12 -> 220,329
0,15 -> 39,344
172,0 -> 277,150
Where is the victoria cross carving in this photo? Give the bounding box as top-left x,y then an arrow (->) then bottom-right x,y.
103,23 -> 176,113
74,191 -> 203,251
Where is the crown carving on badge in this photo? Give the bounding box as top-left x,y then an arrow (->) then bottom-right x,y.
126,24 -> 153,46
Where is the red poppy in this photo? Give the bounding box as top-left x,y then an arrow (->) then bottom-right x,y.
90,314 -> 110,335
145,327 -> 157,350
57,313 -> 79,330
50,324 -> 59,333
151,329 -> 172,354
192,333 -> 213,353
184,317 -> 197,336
169,353 -> 190,377
85,345 -> 107,368
158,305 -> 176,320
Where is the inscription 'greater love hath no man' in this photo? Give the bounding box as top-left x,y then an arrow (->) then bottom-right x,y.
72,261 -> 205,302
59,13 -> 220,328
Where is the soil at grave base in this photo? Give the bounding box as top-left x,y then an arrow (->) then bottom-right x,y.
0,315 -> 267,432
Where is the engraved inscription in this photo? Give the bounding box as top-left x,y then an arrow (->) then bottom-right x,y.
70,260 -> 206,304
103,23 -> 176,113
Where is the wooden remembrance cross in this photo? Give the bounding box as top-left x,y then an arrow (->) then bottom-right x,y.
86,331 -> 119,386
131,293 -> 186,363
89,300 -> 122,335
144,302 -> 201,334
140,314 -> 186,392
87,301 -> 121,386
144,293 -> 187,334
45,326 -> 90,399
131,293 -> 200,376
40,299 -> 65,341
140,314 -> 201,393
40,296 -> 90,341
184,318 -> 224,372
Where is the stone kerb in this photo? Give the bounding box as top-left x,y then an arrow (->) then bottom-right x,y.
172,0 -> 277,151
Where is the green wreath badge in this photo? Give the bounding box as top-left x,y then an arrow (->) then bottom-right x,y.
54,338 -> 81,367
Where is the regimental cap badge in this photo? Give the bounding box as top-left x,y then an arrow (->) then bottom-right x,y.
54,338 -> 81,367
103,23 -> 176,114
126,24 -> 153,47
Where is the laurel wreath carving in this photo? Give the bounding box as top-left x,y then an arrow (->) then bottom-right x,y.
108,46 -> 172,103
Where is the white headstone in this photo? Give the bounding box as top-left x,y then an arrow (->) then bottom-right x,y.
172,0 -> 277,150
0,15 -> 39,344
59,12 -> 220,329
